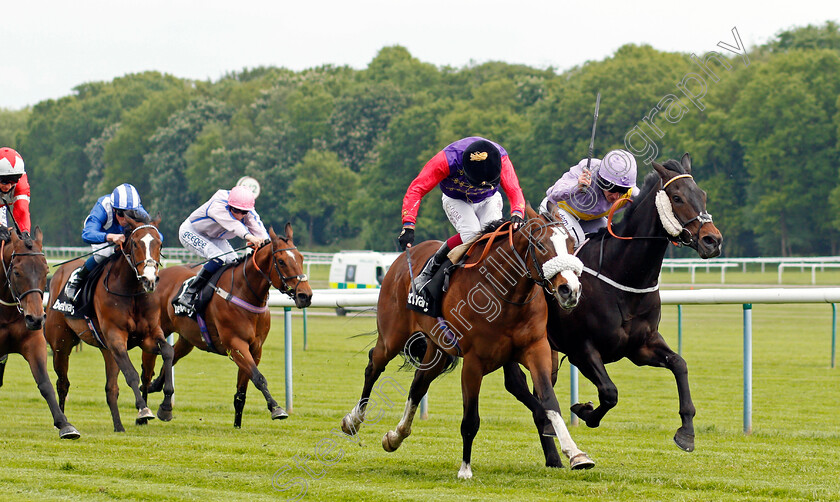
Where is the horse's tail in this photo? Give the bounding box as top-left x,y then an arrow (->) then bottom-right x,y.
398,334 -> 459,375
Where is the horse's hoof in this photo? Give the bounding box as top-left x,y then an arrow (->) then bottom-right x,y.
341,415 -> 359,436
157,406 -> 173,422
135,417 -> 149,426
570,452 -> 595,470
382,431 -> 402,452
457,462 -> 473,479
674,429 -> 695,452
271,408 -> 288,420
114,425 -> 126,433
59,425 -> 81,440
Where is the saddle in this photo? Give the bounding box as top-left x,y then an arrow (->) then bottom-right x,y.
171,263 -> 235,319
50,258 -> 110,320
406,222 -> 514,319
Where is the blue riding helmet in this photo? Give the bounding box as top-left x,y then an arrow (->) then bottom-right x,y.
111,183 -> 142,210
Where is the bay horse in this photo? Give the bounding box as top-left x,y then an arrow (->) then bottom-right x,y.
0,227 -> 80,439
143,223 -> 312,428
45,212 -> 174,432
341,207 -> 594,479
504,153 -> 723,462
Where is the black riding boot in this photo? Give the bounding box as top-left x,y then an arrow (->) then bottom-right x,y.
412,242 -> 450,292
175,267 -> 214,315
64,266 -> 91,301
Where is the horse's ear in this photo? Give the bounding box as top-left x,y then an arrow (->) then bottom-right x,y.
284,222 -> 293,240
524,203 -> 538,220
651,160 -> 669,180
680,153 -> 692,174
153,212 -> 162,227
269,227 -> 277,240
33,226 -> 43,245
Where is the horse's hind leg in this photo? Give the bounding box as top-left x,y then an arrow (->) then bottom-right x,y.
629,332 -> 695,452
382,341 -> 450,453
48,326 -> 77,412
20,336 -> 80,439
341,334 -> 405,437
502,360 -> 562,468
147,336 -> 194,394
523,341 -> 594,470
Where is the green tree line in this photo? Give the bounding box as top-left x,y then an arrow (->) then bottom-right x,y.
3,22 -> 840,257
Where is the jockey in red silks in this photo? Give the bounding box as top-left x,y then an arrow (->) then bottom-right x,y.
399,137 -> 526,291
0,147 -> 32,236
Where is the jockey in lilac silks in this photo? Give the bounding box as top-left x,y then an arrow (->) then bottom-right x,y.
539,149 -> 639,249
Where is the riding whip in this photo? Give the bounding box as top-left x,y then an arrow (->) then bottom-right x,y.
579,91 -> 601,191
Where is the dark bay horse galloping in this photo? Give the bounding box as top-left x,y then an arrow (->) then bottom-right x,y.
505,153 -> 723,460
143,224 -> 312,427
45,213 -> 173,432
0,228 -> 79,439
342,208 -> 594,478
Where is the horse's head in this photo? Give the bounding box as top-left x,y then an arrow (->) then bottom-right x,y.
267,223 -> 312,308
121,212 -> 163,293
1,227 -> 48,330
652,154 -> 723,258
519,206 -> 584,309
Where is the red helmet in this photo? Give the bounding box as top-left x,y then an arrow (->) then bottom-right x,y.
0,148 -> 25,179
228,186 -> 256,211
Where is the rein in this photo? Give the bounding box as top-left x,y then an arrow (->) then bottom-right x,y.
219,238 -> 309,313
0,239 -> 46,313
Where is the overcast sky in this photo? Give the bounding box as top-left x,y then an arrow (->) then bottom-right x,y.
2,0 -> 836,110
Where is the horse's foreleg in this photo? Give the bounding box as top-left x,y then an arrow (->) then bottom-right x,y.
524,342 -> 594,470
233,368 -> 249,428
502,361 -> 562,468
140,351 -> 156,403
107,342 -> 154,425
20,337 -> 80,439
100,349 -> 126,432
569,346 -> 617,430
227,339 -> 286,423
342,337 -> 399,437
154,336 -> 175,422
457,355 -> 485,480
382,341 -> 449,453
148,336 -> 193,394
49,329 -> 76,412
0,354 -> 6,388
630,332 -> 695,452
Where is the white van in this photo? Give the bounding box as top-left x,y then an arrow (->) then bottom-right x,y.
328,251 -> 400,289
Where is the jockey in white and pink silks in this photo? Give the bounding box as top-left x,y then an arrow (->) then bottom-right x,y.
172,186 -> 269,317
539,149 -> 640,249
398,137 -> 526,291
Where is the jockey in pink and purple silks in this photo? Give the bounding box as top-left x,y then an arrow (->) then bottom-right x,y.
398,137 -> 526,291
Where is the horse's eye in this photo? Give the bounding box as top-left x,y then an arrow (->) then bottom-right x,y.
672,195 -> 682,204
278,260 -> 286,267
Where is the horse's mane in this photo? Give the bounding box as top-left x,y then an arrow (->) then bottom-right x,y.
123,210 -> 152,225
618,159 -> 686,225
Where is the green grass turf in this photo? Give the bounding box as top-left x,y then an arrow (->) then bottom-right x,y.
1,303 -> 839,501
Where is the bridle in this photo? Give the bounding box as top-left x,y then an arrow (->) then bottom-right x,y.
247,238 -> 309,300
605,173 -> 714,249
656,174 -> 714,249
466,216 -> 582,304
0,239 -> 46,314
105,224 -> 163,296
